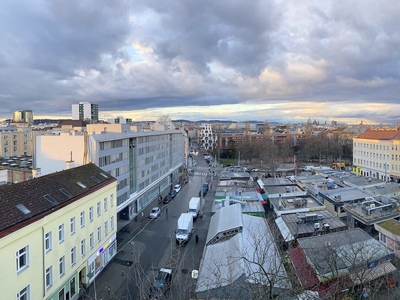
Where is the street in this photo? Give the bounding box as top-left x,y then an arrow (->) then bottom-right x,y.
85,152 -> 214,300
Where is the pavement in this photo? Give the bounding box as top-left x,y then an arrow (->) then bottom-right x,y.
80,165 -> 218,300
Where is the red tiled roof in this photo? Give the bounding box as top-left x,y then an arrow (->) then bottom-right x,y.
356,129 -> 400,140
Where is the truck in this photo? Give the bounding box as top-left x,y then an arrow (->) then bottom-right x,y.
188,197 -> 201,220
176,213 -> 194,245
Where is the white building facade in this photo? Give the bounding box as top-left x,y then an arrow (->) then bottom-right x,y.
34,124 -> 185,226
72,102 -> 99,124
353,129 -> 400,182
199,123 -> 217,151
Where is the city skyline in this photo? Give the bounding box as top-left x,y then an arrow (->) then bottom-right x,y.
0,1 -> 399,124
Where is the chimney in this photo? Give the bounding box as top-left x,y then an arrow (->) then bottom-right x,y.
66,161 -> 75,169
32,168 -> 41,178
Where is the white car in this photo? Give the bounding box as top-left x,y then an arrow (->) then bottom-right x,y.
174,184 -> 181,193
149,207 -> 161,219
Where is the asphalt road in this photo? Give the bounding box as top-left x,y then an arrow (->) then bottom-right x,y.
113,154 -> 214,300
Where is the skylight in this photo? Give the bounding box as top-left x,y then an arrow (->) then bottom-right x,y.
59,188 -> 72,198
100,172 -> 108,178
91,176 -> 101,183
16,204 -> 31,215
44,194 -> 58,205
77,182 -> 87,189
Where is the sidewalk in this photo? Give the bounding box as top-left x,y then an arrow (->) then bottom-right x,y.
80,219 -> 147,300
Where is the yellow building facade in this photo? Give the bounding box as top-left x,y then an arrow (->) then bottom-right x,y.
0,163 -> 117,300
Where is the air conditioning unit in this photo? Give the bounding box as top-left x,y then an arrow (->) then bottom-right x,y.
314,222 -> 321,230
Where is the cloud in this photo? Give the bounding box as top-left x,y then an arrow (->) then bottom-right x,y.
0,0 -> 398,124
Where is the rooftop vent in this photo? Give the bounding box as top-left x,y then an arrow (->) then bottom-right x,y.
43,194 -> 58,205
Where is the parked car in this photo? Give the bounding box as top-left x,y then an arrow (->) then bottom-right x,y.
174,184 -> 181,193
149,268 -> 172,299
168,189 -> 177,198
163,195 -> 172,204
182,177 -> 188,184
149,207 -> 161,219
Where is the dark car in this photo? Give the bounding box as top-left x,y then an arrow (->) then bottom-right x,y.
168,189 -> 177,198
162,195 -> 172,204
149,268 -> 172,299
182,177 -> 188,184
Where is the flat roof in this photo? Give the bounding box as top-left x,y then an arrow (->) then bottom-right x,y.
269,195 -> 325,216
344,196 -> 400,225
319,186 -> 373,203
279,210 -> 347,239
375,219 -> 400,236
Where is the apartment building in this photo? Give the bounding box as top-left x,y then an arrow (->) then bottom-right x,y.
0,122 -> 34,158
13,110 -> 34,126
72,102 -> 99,124
352,129 -> 400,182
0,163 -> 117,300
34,124 -> 185,225
199,123 -> 217,150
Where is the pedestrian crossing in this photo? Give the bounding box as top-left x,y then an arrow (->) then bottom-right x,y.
193,172 -> 209,176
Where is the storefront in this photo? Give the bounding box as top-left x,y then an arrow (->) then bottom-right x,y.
87,232 -> 117,284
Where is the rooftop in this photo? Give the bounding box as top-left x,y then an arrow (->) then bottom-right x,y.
0,163 -> 116,237
268,195 -> 325,217
344,195 -> 400,225
277,210 -> 347,241
319,186 -> 373,203
375,219 -> 400,236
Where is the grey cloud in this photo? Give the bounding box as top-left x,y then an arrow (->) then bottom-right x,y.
0,0 -> 399,122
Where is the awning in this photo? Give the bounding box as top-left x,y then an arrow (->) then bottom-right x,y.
350,261 -> 397,285
275,217 -> 295,242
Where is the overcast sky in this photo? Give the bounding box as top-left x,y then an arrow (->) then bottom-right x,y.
1,0 -> 399,124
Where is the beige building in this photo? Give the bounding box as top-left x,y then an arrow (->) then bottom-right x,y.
0,122 -> 34,158
352,129 -> 400,182
0,163 -> 117,300
375,219 -> 400,258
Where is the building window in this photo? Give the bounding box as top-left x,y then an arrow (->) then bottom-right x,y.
16,246 -> 29,274
105,221 -> 108,236
45,232 -> 52,253
45,266 -> 53,290
89,206 -> 93,222
97,202 -> 101,216
58,224 -> 65,244
110,194 -> 114,207
16,285 -> 30,300
59,256 -> 65,277
70,277 -> 76,297
104,198 -> 108,211
111,216 -> 114,231
81,239 -> 86,257
89,233 -> 94,249
80,211 -> 85,228
380,232 -> 387,244
97,226 -> 101,242
70,247 -> 76,266
70,217 -> 76,235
